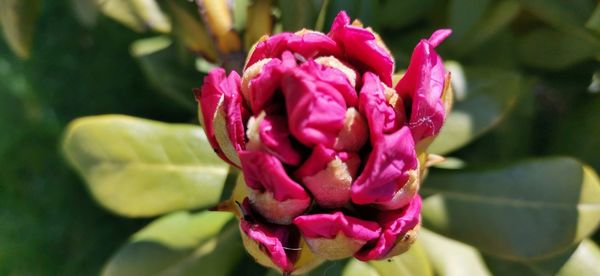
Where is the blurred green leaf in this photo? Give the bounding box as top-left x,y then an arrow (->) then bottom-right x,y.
420,228 -> 491,276
518,28 -> 599,70
485,240 -> 600,276
377,0 -> 438,29
429,65 -> 521,155
586,4 -> 600,35
422,157 -> 600,260
0,0 -> 40,58
165,0 -> 218,61
278,0 -> 321,31
451,0 -> 521,55
520,0 -> 600,48
131,36 -> 198,111
325,0 -> 379,29
448,0 -> 491,41
71,0 -> 98,27
343,241 -> 433,276
96,0 -> 171,33
62,115 -> 229,217
102,210 -> 244,276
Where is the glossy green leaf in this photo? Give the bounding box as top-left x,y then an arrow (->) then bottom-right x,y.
485,240 -> 600,276
343,241 -> 433,276
422,157 -> 600,260
131,36 -> 198,111
102,210 -> 244,276
420,228 -> 491,276
62,115 -> 229,217
0,0 -> 40,58
518,28 -> 599,70
429,65 -> 521,155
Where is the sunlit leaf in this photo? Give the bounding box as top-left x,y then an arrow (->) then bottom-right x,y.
429,65 -> 521,155
245,0 -> 273,49
342,241 -> 433,276
420,228 -> 491,276
96,0 -> 171,33
62,115 -> 229,217
166,0 -> 218,61
131,36 -> 198,111
102,210 -> 244,276
0,0 -> 40,58
422,157 -> 600,260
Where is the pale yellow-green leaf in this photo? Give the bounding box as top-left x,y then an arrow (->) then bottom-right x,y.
556,240 -> 600,276
62,115 -> 229,217
368,241 -> 433,276
166,0 -> 218,61
0,0 -> 40,58
420,228 -> 491,276
96,0 -> 171,33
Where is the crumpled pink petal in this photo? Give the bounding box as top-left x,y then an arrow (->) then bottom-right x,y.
395,29 -> 451,142
351,126 -> 418,206
194,68 -> 246,166
328,11 -> 394,86
293,211 -> 381,240
355,195 -> 422,261
246,31 -> 342,69
282,61 -> 348,147
248,52 -> 297,114
239,200 -> 299,272
358,72 -> 399,140
258,115 -> 302,166
239,150 -> 309,202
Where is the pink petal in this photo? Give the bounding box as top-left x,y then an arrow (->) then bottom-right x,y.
239,150 -> 309,202
395,29 -> 451,142
248,52 -> 297,114
194,68 -> 245,166
328,11 -> 394,86
351,126 -> 418,206
358,72 -> 399,141
246,32 -> 342,69
294,211 -> 381,241
294,145 -> 360,208
282,61 -> 347,147
355,196 -> 422,261
258,115 -> 303,165
239,200 -> 299,272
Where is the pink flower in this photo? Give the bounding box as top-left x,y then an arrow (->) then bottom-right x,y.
194,11 -> 451,274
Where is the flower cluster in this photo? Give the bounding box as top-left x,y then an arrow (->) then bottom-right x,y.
195,11 -> 451,274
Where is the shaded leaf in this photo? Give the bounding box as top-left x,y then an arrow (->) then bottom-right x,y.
447,0 -> 491,42
165,0 -> 218,61
102,210 -> 243,276
518,28 -> 599,70
278,0 -> 321,31
245,0 -> 273,49
429,65 -> 521,155
71,0 -> 99,27
420,228 -> 491,276
377,0 -> 438,29
422,157 -> 600,260
62,115 -> 229,217
0,0 -> 40,58
586,4 -> 600,35
485,240 -> 600,276
130,36 -> 198,111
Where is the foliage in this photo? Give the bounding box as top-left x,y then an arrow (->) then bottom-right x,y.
1,0 -> 600,275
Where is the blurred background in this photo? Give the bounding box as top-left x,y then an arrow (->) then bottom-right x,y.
1,0 -> 599,275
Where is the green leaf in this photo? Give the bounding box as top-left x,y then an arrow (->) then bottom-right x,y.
586,4 -> 600,35
0,0 -> 40,58
96,0 -> 171,33
429,65 -> 521,155
278,0 -> 321,31
343,241 -> 433,276
131,36 -> 198,111
62,115 -> 229,217
447,0 -> 492,42
484,240 -> 600,276
102,210 -> 245,275
71,0 -> 99,27
377,0 -> 438,29
421,157 -> 600,261
420,228 -> 491,276
518,28 -> 599,70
